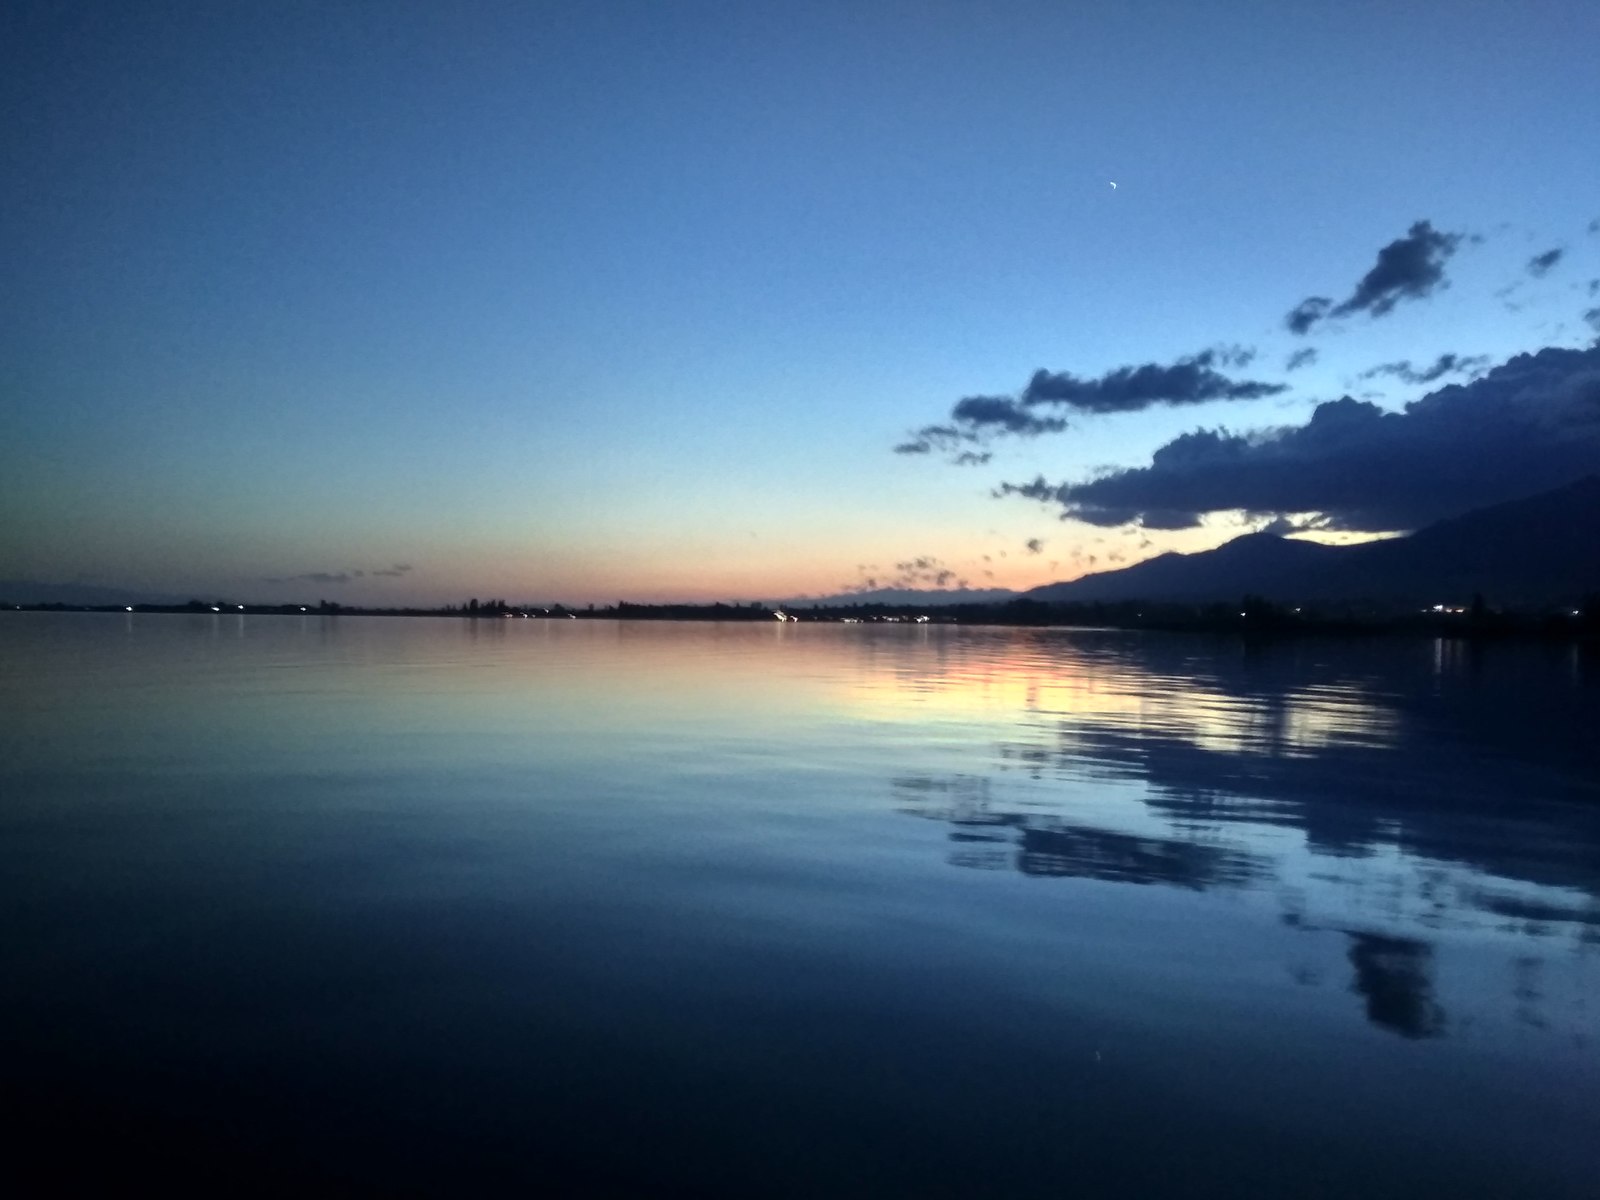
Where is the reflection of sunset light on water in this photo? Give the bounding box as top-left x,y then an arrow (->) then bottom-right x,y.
840,629 -> 1400,759
868,627 -> 1599,1049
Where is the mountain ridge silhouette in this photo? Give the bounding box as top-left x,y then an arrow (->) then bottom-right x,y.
1025,475 -> 1600,606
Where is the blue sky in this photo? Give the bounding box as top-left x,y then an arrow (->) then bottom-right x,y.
3,1 -> 1597,603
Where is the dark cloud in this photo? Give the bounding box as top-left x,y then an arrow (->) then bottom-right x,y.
1285,297 -> 1333,335
952,450 -> 992,467
996,476 -> 1200,530
1285,348 -> 1319,372
1589,218 -> 1600,234
1332,220 -> 1463,317
954,395 -> 1070,434
897,349 -> 1287,459
372,563 -> 413,577
1000,343 -> 1600,531
1021,352 -> 1286,413
1024,538 -> 1044,555
1286,220 -> 1463,333
1527,248 -> 1563,278
1586,307 -> 1600,334
895,405 -> 1062,455
994,477 -> 1063,504
1357,353 -> 1489,385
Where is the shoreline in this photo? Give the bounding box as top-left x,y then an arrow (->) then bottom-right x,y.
6,600 -> 1597,642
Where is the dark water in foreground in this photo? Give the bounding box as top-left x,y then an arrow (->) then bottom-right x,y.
3,613 -> 1597,1195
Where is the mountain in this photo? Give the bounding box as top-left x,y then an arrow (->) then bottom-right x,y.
1026,534 -> 1339,604
789,586 -> 1021,608
1026,475 -> 1600,608
1329,474 -> 1600,605
0,580 -> 191,606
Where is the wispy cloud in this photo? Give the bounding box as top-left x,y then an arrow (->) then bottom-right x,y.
266,563 -> 413,585
1527,248 -> 1563,278
895,348 -> 1286,460
1020,350 -> 1286,413
1357,353 -> 1489,385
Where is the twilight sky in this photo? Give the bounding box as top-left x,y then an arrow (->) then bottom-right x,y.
3,1 -> 1598,604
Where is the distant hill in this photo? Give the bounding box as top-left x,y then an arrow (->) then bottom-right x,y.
0,580 -> 191,607
1026,534 -> 1340,605
790,586 -> 1021,608
1026,475 -> 1600,608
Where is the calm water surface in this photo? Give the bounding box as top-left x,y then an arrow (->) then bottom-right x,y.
3,613 -> 1598,1195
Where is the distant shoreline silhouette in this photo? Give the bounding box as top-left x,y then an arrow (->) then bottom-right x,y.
3,594 -> 1597,640
7,476 -> 1597,636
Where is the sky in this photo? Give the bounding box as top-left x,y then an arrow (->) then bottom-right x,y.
3,0 -> 1598,605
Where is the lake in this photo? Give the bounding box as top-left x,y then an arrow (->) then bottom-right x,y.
3,613 -> 1597,1195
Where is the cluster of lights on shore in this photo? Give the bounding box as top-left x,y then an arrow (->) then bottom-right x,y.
78,602 -> 1578,621
123,604 -> 311,612
773,609 -> 929,624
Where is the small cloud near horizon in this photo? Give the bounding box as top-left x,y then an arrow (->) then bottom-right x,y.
266,563 -> 413,585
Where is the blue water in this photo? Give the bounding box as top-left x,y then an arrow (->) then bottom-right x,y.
3,613 -> 1597,1195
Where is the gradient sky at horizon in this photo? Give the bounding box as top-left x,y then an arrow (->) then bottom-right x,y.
4,1 -> 1598,604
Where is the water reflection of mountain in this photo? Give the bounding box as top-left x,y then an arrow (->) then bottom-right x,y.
887,635 -> 1600,1040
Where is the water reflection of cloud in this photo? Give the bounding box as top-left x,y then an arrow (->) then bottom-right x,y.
895,776 -> 1271,890
880,634 -> 1600,1043
1344,932 -> 1445,1040
872,632 -> 1600,906
895,772 -> 1457,1039
1016,824 -> 1268,888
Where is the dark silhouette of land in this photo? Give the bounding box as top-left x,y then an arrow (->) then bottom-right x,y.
1023,474 -> 1600,608
5,476 -> 1598,638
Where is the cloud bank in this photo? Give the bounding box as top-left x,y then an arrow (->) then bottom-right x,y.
999,344 -> 1600,531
